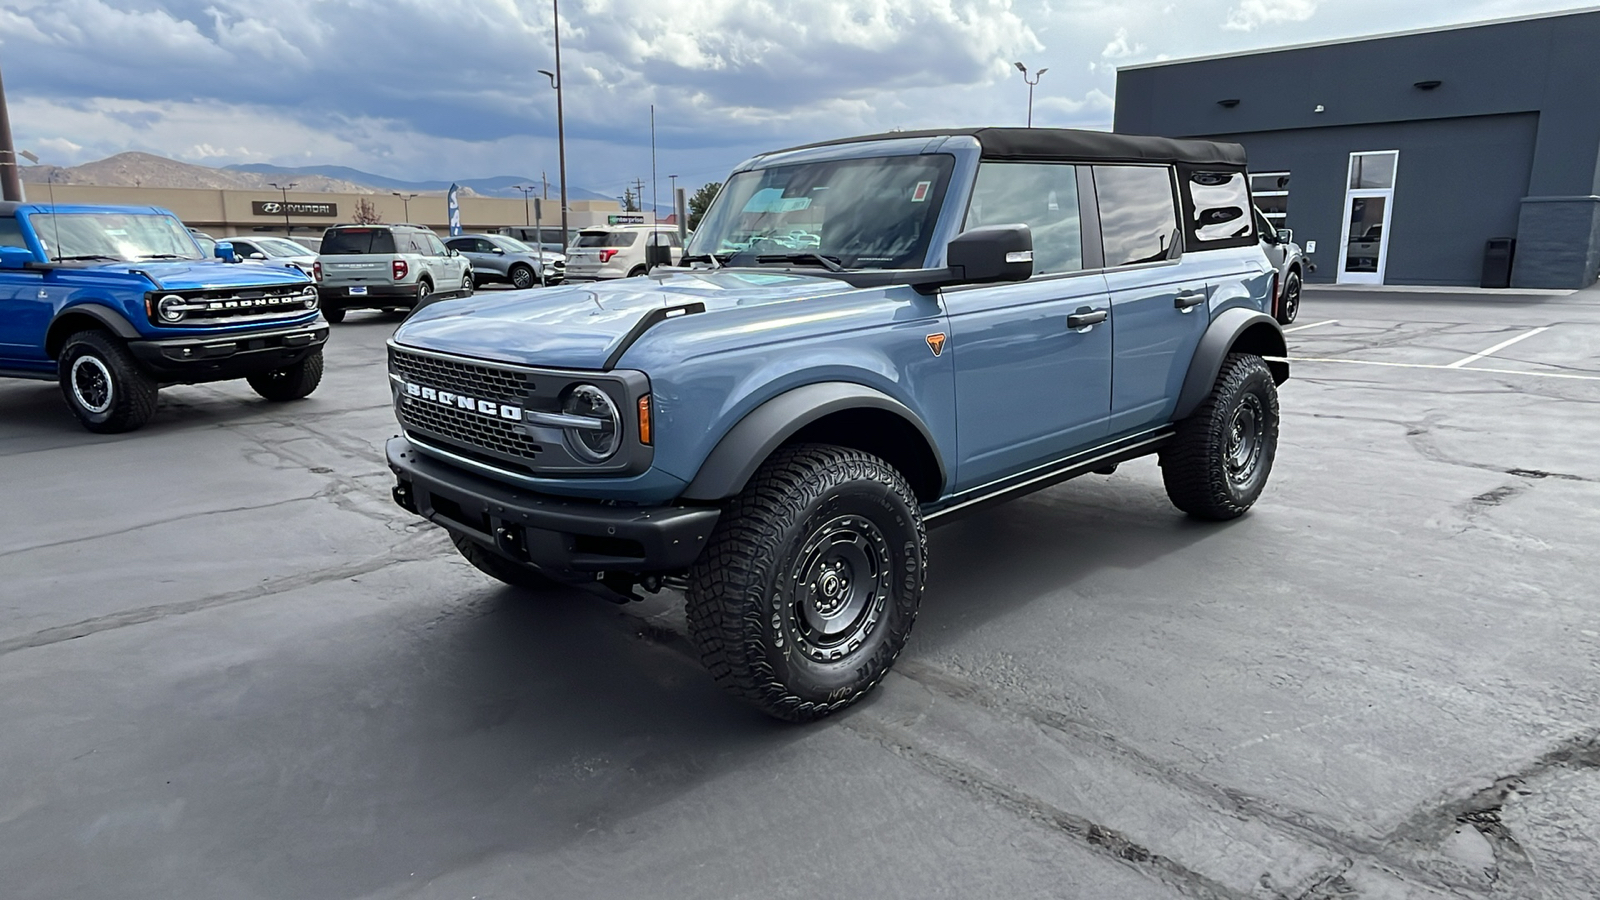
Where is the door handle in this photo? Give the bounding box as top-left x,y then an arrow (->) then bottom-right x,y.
1066,308 -> 1108,329
1174,290 -> 1207,310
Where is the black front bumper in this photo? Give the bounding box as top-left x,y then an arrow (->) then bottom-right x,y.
387,436 -> 720,581
128,320 -> 328,381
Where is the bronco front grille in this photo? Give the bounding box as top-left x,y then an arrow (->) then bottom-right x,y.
390,347 -> 534,404
398,397 -> 543,462
152,285 -> 315,326
390,346 -> 543,463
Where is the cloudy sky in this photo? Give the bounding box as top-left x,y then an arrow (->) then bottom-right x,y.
0,0 -> 1586,196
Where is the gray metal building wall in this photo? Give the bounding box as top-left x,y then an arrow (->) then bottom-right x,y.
1114,9 -> 1600,289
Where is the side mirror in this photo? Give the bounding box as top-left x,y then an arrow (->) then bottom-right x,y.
947,224 -> 1033,285
248,252 -> 267,260
0,246 -> 36,269
214,241 -> 238,263
493,247 -> 506,255
1277,228 -> 1294,245
448,247 -> 461,257
644,243 -> 672,269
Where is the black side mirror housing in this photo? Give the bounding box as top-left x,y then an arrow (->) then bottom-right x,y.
644,243 -> 672,270
947,224 -> 1033,285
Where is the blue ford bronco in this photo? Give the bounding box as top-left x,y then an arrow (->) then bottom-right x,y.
0,203 -> 327,432
385,128 -> 1289,721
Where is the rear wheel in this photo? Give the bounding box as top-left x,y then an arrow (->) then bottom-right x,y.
509,264 -> 535,289
415,278 -> 433,308
57,330 -> 158,433
247,349 -> 323,401
686,444 -> 925,722
1277,271 -> 1301,325
627,265 -> 647,278
449,531 -> 564,592
1159,353 -> 1280,520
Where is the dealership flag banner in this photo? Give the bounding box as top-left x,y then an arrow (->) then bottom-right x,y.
447,183 -> 462,236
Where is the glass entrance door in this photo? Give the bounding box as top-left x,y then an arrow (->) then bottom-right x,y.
1336,151 -> 1398,285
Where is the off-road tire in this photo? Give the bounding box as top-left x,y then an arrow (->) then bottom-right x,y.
322,306 -> 346,324
1277,271 -> 1301,325
450,531 -> 564,592
509,264 -> 535,289
57,330 -> 158,434
247,349 -> 324,401
686,444 -> 926,722
1160,352 -> 1279,520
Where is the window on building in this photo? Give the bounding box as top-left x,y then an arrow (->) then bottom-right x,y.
1093,165 -> 1180,267
1349,153 -> 1397,190
1250,172 -> 1291,230
964,162 -> 1084,275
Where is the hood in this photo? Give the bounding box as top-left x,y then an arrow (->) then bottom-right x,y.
87,259 -> 312,292
393,268 -> 859,369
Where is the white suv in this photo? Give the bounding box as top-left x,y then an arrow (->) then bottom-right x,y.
565,225 -> 684,280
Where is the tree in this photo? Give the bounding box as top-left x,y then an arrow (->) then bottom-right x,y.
351,197 -> 383,225
621,187 -> 640,212
688,181 -> 721,231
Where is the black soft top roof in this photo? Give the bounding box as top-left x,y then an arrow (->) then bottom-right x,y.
773,127 -> 1247,169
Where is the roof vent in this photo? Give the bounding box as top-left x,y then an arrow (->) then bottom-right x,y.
1217,98 -> 1240,108
1414,80 -> 1442,90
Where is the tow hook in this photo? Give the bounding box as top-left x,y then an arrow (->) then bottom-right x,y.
391,481 -> 417,513
494,525 -> 527,560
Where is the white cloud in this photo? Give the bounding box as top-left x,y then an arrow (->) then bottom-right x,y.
1224,0 -> 1319,32
1102,27 -> 1144,59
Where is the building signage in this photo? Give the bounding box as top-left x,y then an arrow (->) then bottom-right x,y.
607,214 -> 645,225
251,200 -> 339,217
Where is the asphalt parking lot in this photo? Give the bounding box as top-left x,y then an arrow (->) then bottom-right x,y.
3,285 -> 1599,899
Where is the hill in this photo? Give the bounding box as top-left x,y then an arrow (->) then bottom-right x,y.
20,152 -> 376,193
225,162 -> 615,202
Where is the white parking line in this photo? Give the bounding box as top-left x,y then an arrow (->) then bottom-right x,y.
1445,326 -> 1549,368
1272,356 -> 1600,382
1284,319 -> 1337,333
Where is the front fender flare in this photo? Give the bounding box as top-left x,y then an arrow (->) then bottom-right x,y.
46,303 -> 142,357
681,382 -> 946,501
1173,307 -> 1288,421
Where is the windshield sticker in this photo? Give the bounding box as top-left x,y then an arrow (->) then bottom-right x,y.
911,181 -> 932,203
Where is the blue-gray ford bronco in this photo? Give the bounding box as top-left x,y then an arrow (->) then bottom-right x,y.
0,202 -> 327,432
385,128 -> 1289,721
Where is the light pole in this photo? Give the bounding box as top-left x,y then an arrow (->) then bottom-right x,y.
513,184 -> 536,225
1014,62 -> 1048,128
392,192 -> 418,222
268,182 -> 297,235
0,148 -> 38,203
538,0 -> 569,244
0,59 -> 23,201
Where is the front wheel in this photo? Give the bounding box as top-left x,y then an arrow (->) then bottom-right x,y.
57,330 -> 158,433
509,264 -> 534,289
1277,271 -> 1301,325
247,349 -> 323,401
686,444 -> 926,722
1159,353 -> 1280,520
459,270 -> 473,296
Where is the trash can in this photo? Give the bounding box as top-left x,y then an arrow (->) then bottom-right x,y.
1481,237 -> 1515,289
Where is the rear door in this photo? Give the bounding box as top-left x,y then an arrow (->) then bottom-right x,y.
1094,164 -> 1209,435
944,161 -> 1113,490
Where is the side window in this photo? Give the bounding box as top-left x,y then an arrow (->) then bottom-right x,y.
475,239 -> 498,253
1186,171 -> 1254,245
425,234 -> 448,257
0,217 -> 27,249
1093,165 -> 1180,267
964,162 -> 1083,275
445,238 -> 470,253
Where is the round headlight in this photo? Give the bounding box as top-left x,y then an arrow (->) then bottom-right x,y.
561,384 -> 621,462
157,294 -> 186,322
300,285 -> 317,308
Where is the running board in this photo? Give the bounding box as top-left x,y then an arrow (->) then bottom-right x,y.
922,427 -> 1176,526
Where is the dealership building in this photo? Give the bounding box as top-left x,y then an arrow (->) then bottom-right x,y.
1114,8 -> 1600,289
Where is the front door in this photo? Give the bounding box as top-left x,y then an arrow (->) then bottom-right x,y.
1336,151 -> 1398,285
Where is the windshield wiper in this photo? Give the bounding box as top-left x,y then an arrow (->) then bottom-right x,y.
755,252 -> 845,272
53,255 -> 120,262
138,254 -> 189,260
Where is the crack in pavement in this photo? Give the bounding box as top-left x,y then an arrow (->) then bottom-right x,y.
0,492 -> 321,559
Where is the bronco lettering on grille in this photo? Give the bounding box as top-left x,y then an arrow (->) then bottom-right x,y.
404,381 -> 524,421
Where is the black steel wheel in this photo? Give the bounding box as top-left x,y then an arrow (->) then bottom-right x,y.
509,264 -> 535,289
1159,353 -> 1279,520
1277,270 -> 1301,325
686,444 -> 925,722
56,330 -> 158,434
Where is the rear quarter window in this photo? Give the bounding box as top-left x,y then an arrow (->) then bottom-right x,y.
1182,169 -> 1255,249
320,229 -> 396,254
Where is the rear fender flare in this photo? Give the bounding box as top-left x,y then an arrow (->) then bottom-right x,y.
681,382 -> 946,501
1173,307 -> 1288,421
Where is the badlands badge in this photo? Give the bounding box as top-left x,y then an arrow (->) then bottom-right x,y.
925,333 -> 947,357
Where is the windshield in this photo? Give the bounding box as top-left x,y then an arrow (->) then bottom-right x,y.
28,212 -> 203,262
686,154 -> 955,269
261,238 -> 311,257
321,228 -> 396,255
495,236 -> 535,253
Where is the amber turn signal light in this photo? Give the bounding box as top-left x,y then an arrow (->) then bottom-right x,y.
637,395 -> 652,445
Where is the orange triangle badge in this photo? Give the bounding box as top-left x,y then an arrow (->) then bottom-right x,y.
926,333 -> 947,357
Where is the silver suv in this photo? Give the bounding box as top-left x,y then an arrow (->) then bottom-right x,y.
313,224 -> 473,323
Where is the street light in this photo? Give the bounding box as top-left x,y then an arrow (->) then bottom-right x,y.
392,192 -> 418,222
1014,61 -> 1048,128
513,184 -> 537,225
268,182 -> 297,235
538,0 -> 569,243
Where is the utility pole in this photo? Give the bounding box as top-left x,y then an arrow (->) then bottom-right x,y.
650,104 -> 658,224
542,171 -> 549,200
268,182 -> 297,235
543,0 -> 568,243
0,58 -> 26,201
632,178 -> 646,214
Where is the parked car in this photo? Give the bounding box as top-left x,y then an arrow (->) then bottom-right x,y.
187,227 -> 221,258
444,233 -> 564,288
1255,207 -> 1308,325
229,236 -> 319,275
384,127 -> 1288,722
564,224 -> 684,280
0,202 -> 326,432
312,223 -> 472,323
497,225 -> 576,257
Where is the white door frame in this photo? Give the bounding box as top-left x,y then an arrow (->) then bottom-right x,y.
1336,151 -> 1399,285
